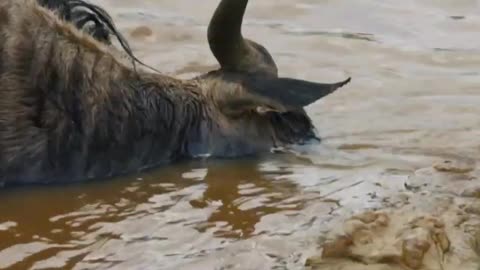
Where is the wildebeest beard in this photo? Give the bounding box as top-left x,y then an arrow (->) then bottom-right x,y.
0,0 -> 351,186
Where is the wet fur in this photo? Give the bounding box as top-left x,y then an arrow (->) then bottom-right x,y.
0,0 -> 210,184
36,0 -> 160,73
37,0 -> 112,43
0,0 -> 349,185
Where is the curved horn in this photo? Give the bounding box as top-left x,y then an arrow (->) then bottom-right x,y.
243,76 -> 352,107
207,0 -> 278,75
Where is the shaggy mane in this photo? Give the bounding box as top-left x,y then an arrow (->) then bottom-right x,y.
37,0 -> 160,73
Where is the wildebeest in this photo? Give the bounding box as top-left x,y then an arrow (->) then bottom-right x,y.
0,0 -> 351,186
37,0 -> 112,43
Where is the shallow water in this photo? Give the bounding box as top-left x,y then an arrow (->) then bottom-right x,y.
2,0 -> 480,269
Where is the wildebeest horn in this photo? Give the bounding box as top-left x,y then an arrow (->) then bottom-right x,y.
207,0 -> 278,75
243,76 -> 352,107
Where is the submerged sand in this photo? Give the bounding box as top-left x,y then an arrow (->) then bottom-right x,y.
307,157 -> 480,270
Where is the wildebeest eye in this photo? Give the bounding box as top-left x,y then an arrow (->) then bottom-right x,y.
72,11 -> 111,43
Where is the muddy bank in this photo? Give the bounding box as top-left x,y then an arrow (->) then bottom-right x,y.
306,157 -> 480,270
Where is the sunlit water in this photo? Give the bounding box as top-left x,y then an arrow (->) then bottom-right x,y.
2,0 -> 480,269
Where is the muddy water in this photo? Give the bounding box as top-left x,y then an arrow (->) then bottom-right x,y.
2,0 -> 480,269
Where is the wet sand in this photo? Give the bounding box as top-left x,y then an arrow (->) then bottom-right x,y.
2,0 -> 480,269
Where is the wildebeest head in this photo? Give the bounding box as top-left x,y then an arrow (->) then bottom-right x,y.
37,0 -> 351,157
190,0 -> 351,153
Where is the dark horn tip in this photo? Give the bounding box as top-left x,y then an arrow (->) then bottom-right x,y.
336,77 -> 351,88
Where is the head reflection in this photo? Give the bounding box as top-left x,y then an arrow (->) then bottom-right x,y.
190,159 -> 302,239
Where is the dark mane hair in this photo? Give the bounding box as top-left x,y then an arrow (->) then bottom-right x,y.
37,0 -> 112,43
37,0 -> 160,73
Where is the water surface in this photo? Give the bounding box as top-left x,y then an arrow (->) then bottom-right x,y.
2,0 -> 480,269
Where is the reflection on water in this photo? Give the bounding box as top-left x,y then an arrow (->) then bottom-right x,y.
3,0 -> 480,269
0,158 -> 313,269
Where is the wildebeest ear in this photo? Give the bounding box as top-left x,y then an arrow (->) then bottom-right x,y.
207,0 -> 278,76
241,75 -> 351,108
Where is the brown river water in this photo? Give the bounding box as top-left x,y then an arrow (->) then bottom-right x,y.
2,0 -> 480,269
